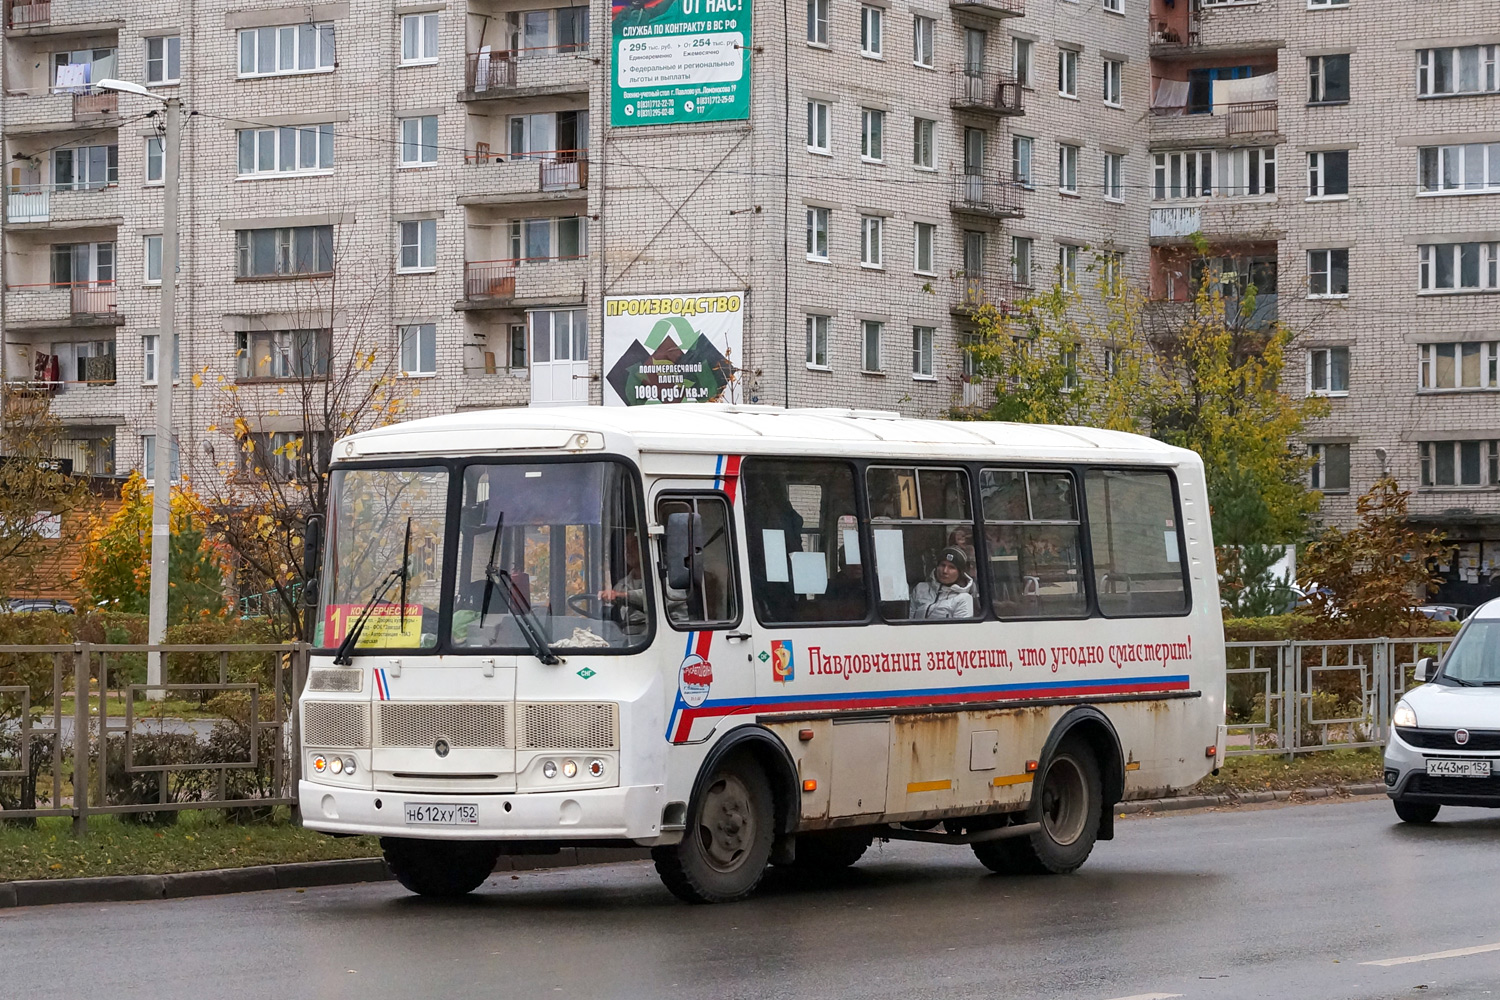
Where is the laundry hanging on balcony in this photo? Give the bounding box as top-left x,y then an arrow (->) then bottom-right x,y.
1150,79 -> 1190,115
1212,72 -> 1276,114
54,63 -> 90,93
474,45 -> 492,92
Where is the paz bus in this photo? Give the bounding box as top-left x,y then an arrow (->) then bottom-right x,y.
300,405 -> 1226,903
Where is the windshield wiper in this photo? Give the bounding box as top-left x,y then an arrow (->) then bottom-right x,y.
1445,675 -> 1475,687
478,515 -> 560,665
332,518 -> 412,666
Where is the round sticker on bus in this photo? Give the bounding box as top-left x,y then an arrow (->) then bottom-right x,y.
679,654 -> 713,707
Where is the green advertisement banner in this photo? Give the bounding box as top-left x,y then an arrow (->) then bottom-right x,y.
611,0 -> 751,127
603,292 -> 745,405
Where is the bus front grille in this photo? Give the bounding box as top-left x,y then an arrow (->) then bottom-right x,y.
304,702 -> 370,748
378,702 -> 509,748
519,702 -> 618,750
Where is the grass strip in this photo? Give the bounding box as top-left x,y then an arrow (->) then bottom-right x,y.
1190,747 -> 1383,797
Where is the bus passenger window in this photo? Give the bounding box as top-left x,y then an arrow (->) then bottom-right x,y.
742,459 -> 866,624
980,468 -> 1086,620
655,495 -> 740,629
1085,469 -> 1190,617
867,467 -> 977,622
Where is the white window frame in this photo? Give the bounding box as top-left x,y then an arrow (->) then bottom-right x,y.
807,0 -> 829,46
913,117 -> 936,170
398,219 -> 438,273
1059,244 -> 1078,291
508,216 -> 588,261
142,333 -> 180,385
236,124 -> 335,178
860,5 -> 883,59
1012,236 -> 1033,286
144,35 -> 180,85
1307,248 -> 1349,299
1013,134 -> 1033,188
1058,143 -> 1079,194
399,116 -> 439,167
1417,46 -> 1500,98
1102,59 -> 1123,107
1308,53 -> 1350,104
237,23 -> 336,78
1013,37 -> 1033,88
143,235 -> 162,285
400,13 -> 440,65
1307,346 -> 1349,396
912,325 -> 935,379
1103,0 -> 1123,12
1103,152 -> 1124,202
1418,143 -> 1500,196
806,100 -> 831,154
1219,147 -> 1277,197
1421,440 -> 1500,488
1418,342 -> 1500,391
861,108 -> 885,162
141,434 -> 180,485
1307,150 -> 1349,200
145,137 -> 164,186
913,15 -> 935,68
913,222 -> 935,275
1152,150 -> 1214,200
1418,243 -> 1500,294
399,323 -> 438,377
1058,48 -> 1078,99
860,215 -> 884,268
806,314 -> 830,368
1308,443 -> 1351,493
1307,0 -> 1348,7
862,320 -> 883,373
806,207 -> 830,261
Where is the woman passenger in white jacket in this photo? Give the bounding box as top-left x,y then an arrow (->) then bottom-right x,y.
908,547 -> 977,620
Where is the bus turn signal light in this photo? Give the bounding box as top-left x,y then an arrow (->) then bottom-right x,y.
1206,745 -> 1218,758
802,779 -> 817,792
798,729 -> 815,742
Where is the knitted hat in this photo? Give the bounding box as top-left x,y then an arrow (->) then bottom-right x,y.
939,546 -> 969,574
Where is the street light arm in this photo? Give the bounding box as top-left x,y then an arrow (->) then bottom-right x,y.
95,78 -> 163,101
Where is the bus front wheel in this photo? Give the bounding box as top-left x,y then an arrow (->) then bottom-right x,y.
381,837 -> 501,898
653,752 -> 775,903
973,739 -> 1102,876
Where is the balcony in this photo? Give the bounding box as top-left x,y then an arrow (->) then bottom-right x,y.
1149,201 -> 1282,243
951,274 -> 1017,315
6,1 -> 49,28
950,66 -> 1024,117
72,88 -> 116,117
949,0 -> 1023,18
950,174 -> 1024,219
6,182 -> 120,224
1148,102 -> 1279,145
5,281 -> 121,328
463,47 -> 591,100
457,151 -> 588,205
458,256 -> 589,310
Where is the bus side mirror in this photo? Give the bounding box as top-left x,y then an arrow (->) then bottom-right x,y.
664,512 -> 702,592
302,514 -> 324,582
1413,657 -> 1436,683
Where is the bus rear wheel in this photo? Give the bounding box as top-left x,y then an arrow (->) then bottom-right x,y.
653,752 -> 775,904
973,740 -> 1102,876
380,837 -> 501,899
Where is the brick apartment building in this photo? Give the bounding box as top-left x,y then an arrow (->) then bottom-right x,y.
0,0 -> 1495,603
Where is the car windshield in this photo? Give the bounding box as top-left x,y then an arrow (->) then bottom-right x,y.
449,461 -> 650,653
1442,621 -> 1500,685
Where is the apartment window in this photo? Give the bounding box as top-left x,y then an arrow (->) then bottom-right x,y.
1103,152 -> 1124,201
141,435 -> 180,484
1308,346 -> 1349,395
144,235 -> 162,284
1013,135 -> 1033,187
1419,342 -> 1500,391
1153,150 -> 1214,199
399,323 -> 438,376
144,36 -> 180,85
1307,249 -> 1349,298
238,23 -> 336,77
145,138 -> 163,185
1058,143 -> 1079,194
860,5 -> 883,58
861,215 -> 884,267
1309,444 -> 1350,492
508,324 -> 528,369
1101,251 -> 1123,289
914,222 -> 935,274
399,219 -> 438,272
807,0 -> 828,45
1058,49 -> 1078,98
861,108 -> 885,162
806,100 -> 830,153
1421,441 -> 1500,488
1308,54 -> 1350,104
236,329 -> 332,380
1103,346 -> 1120,375
912,326 -> 934,377
235,226 -> 334,278
806,315 -> 830,367
1013,37 -> 1033,88
508,217 -> 587,260
53,48 -> 117,91
806,207 -> 829,260
52,145 -> 116,190
1417,46 -> 1499,98
862,320 -> 883,372
401,13 -> 440,65
1103,59 -> 1122,106
913,15 -> 934,68
236,125 -> 335,176
1419,243 -> 1500,293
51,242 -> 113,285
1012,236 -> 1033,286
1220,147 -> 1276,197
1059,345 -> 1079,390
1059,244 -> 1078,291
142,333 -> 180,385
1419,143 -> 1500,195
914,118 -> 936,170
1103,0 -> 1122,10
1307,0 -> 1347,7
1307,150 -> 1349,198
400,116 -> 439,166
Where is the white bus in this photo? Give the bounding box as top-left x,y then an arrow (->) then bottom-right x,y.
300,406 -> 1226,902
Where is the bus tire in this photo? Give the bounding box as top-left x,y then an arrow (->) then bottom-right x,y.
975,739 -> 1102,876
653,752 -> 775,904
788,830 -> 873,871
380,837 -> 501,898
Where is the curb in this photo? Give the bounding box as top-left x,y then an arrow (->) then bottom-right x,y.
0,849 -> 654,911
1118,781 -> 1387,815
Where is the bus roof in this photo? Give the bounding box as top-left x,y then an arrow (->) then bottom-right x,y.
338,405 -> 1199,466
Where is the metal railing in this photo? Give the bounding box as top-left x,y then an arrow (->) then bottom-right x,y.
73,89 -> 118,117
6,0 -> 49,27
463,259 -> 518,300
950,65 -> 1024,115
465,44 -> 590,92
0,643 -> 308,832
1225,100 -> 1277,135
463,150 -> 590,192
5,182 -> 117,223
948,0 -> 1024,17
952,273 -> 1015,313
6,280 -> 119,316
950,173 -> 1025,218
1225,637 -> 1457,757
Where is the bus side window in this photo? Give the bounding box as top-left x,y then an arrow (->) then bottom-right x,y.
655,494 -> 740,629
1084,468 -> 1191,617
867,466 -> 978,622
742,459 -> 867,624
979,468 -> 1087,620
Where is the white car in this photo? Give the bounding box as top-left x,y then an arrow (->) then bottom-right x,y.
1385,598 -> 1500,824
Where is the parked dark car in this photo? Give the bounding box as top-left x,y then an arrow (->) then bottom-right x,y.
2,598 -> 75,614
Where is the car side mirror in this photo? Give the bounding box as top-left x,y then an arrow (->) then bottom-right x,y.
664,511 -> 702,592
1413,656 -> 1436,683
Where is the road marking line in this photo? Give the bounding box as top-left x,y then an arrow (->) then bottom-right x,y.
1361,942 -> 1500,967
1104,994 -> 1183,999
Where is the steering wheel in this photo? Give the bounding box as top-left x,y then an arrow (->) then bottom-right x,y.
566,593 -> 606,618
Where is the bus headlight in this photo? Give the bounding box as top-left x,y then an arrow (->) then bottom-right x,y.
342,757 -> 357,776
562,760 -> 578,779
542,760 -> 558,779
1393,700 -> 1418,728
330,757 -> 344,774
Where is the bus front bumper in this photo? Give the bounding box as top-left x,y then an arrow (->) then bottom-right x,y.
299,781 -> 668,842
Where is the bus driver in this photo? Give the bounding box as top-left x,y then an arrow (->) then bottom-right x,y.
909,546 -> 977,620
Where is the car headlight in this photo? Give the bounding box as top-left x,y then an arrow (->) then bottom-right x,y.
1393,700 -> 1418,728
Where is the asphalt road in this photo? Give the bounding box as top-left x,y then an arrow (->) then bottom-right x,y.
6,797 -> 1500,1000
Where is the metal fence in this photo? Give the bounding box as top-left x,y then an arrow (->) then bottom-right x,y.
1225,637 -> 1456,757
0,643 -> 307,832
